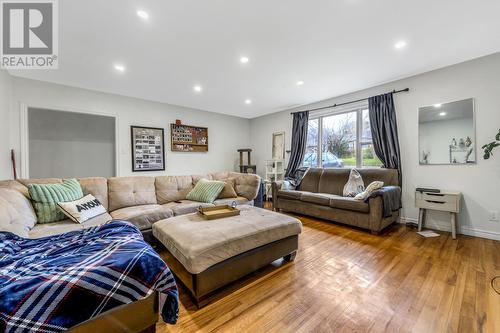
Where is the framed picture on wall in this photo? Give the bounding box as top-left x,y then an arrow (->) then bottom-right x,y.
131,126 -> 165,172
272,131 -> 285,160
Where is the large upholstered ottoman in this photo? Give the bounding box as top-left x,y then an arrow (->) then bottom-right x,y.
152,205 -> 302,306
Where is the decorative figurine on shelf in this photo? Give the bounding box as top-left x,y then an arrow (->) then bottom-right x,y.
459,138 -> 465,149
451,138 -> 457,147
465,136 -> 472,147
422,150 -> 429,164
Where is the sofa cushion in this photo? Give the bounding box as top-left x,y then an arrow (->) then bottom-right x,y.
317,168 -> 351,195
108,176 -> 157,211
18,178 -> 63,187
28,179 -> 84,223
110,204 -> 173,230
0,188 -> 37,233
0,197 -> 29,237
192,174 -> 213,184
213,196 -> 253,206
229,173 -> 261,200
329,196 -> 369,213
0,180 -> 31,197
301,192 -> 339,206
57,194 -> 108,224
210,171 -> 231,180
155,175 -> 193,204
358,168 -> 399,187
28,213 -> 112,238
163,200 -> 214,216
217,178 -> 237,199
277,190 -> 308,200
186,179 -> 225,203
78,177 -> 109,210
298,168 -> 323,193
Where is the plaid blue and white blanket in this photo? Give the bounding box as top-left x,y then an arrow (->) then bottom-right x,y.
0,221 -> 178,332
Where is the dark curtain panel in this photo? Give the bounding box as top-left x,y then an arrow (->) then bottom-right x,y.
285,111 -> 309,179
368,93 -> 402,186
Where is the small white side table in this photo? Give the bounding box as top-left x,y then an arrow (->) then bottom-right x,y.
415,190 -> 462,239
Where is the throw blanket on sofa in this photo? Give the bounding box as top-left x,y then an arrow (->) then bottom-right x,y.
0,221 -> 178,333
364,185 -> 402,218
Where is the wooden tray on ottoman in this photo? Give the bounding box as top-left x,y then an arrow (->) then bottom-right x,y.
197,205 -> 240,220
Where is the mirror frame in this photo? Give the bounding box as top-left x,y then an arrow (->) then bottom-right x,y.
418,97 -> 476,165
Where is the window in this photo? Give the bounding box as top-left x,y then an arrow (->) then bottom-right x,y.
303,106 -> 382,168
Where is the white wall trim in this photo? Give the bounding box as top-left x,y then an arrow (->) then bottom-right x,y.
19,103 -> 29,178
18,102 -> 120,178
399,216 -> 500,241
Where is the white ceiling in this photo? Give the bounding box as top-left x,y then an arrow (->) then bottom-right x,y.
9,0 -> 500,118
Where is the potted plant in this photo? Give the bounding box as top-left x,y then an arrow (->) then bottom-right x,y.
482,129 -> 500,159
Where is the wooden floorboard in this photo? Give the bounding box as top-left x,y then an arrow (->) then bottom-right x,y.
157,208 -> 500,333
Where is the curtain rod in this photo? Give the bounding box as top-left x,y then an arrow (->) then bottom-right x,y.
290,88 -> 410,114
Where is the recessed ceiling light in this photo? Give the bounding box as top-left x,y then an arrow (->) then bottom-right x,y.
240,56 -> 249,64
137,10 -> 149,20
439,112 -> 447,116
297,80 -> 304,86
113,64 -> 125,72
434,103 -> 442,108
193,85 -> 202,93
245,99 -> 252,105
394,40 -> 407,50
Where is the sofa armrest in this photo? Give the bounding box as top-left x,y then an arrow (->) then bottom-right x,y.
229,172 -> 261,200
271,181 -> 283,210
367,196 -> 384,232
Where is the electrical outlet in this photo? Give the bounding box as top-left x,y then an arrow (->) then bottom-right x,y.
488,210 -> 499,222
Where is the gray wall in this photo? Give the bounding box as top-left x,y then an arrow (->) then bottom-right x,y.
0,70 -> 12,179
250,52 -> 500,240
28,108 -> 116,178
4,77 -> 251,177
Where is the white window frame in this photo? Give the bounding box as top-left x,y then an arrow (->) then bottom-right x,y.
307,101 -> 377,169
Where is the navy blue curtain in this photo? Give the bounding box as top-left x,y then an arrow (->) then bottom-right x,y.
368,93 -> 402,186
285,111 -> 309,179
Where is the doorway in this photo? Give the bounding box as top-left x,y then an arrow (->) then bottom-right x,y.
27,107 -> 117,178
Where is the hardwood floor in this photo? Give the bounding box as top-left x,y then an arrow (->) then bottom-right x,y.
157,209 -> 500,333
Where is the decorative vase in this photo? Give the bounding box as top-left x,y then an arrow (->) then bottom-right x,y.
465,136 -> 472,147
459,138 -> 465,148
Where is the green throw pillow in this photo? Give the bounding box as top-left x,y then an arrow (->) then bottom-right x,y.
28,179 -> 84,223
186,179 -> 225,203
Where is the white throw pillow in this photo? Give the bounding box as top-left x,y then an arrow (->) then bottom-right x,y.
354,181 -> 384,201
281,180 -> 296,190
57,194 -> 108,223
343,169 -> 365,197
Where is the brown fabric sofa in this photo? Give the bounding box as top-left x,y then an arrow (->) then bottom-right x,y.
0,171 -> 260,242
272,168 -> 400,234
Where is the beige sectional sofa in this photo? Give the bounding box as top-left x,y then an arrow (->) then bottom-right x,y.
0,171 -> 260,242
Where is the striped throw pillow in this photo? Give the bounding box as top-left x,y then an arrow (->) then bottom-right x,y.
28,179 -> 84,223
186,178 -> 225,203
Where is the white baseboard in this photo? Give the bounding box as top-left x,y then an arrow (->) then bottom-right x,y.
399,216 -> 500,241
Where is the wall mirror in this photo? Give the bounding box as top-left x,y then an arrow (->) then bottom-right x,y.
272,131 -> 285,160
419,98 -> 475,165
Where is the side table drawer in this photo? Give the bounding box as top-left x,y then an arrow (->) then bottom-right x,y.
415,192 -> 459,213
